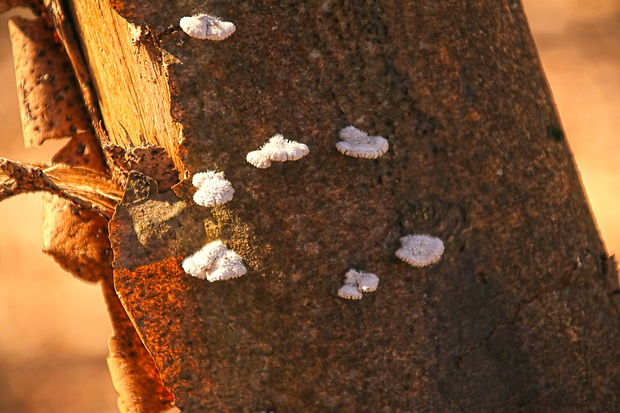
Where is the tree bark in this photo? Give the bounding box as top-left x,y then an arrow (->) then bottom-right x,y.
45,0 -> 620,411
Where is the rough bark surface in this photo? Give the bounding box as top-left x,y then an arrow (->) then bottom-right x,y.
102,273 -> 176,413
71,0 -> 620,411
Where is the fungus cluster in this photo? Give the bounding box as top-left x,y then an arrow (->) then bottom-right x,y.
336,126 -> 389,159
182,240 -> 247,281
180,14 -> 236,41
337,269 -> 380,300
246,134 -> 309,169
395,234 -> 444,267
192,171 -> 234,207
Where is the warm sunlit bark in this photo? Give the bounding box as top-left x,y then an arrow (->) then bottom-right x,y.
65,0 -> 620,410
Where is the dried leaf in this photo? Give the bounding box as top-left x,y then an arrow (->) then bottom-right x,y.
42,193 -> 112,282
0,0 -> 36,13
9,16 -> 91,147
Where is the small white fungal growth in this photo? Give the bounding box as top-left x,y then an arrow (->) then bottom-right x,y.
396,234 -> 445,267
246,134 -> 310,169
192,171 -> 234,207
207,250 -> 248,281
182,240 -> 247,281
357,271 -> 380,293
337,284 -> 363,300
180,14 -> 236,41
337,269 -> 380,300
182,240 -> 228,279
336,126 -> 389,159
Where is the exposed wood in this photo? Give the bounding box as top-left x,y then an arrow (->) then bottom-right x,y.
68,0 -> 183,174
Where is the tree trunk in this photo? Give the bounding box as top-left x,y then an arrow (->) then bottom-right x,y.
13,0 -> 620,411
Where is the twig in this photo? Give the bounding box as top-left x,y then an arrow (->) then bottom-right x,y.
0,157 -> 122,218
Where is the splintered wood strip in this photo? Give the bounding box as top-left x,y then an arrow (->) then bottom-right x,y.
45,163 -> 122,212
42,0 -> 108,142
8,15 -> 92,147
68,0 -> 184,175
0,158 -> 121,217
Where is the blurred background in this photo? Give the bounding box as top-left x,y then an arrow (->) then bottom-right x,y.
1,1 -> 619,411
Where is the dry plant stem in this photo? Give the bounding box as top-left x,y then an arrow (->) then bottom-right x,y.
0,158 -> 121,217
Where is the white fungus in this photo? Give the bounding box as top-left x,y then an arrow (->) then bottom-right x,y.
246,134 -> 310,169
180,14 -> 236,41
337,269 -> 380,300
182,240 -> 228,279
192,171 -> 234,207
395,234 -> 445,267
206,250 -> 248,281
357,272 -> 380,293
337,284 -> 363,300
336,126 -> 389,159
182,240 -> 247,281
